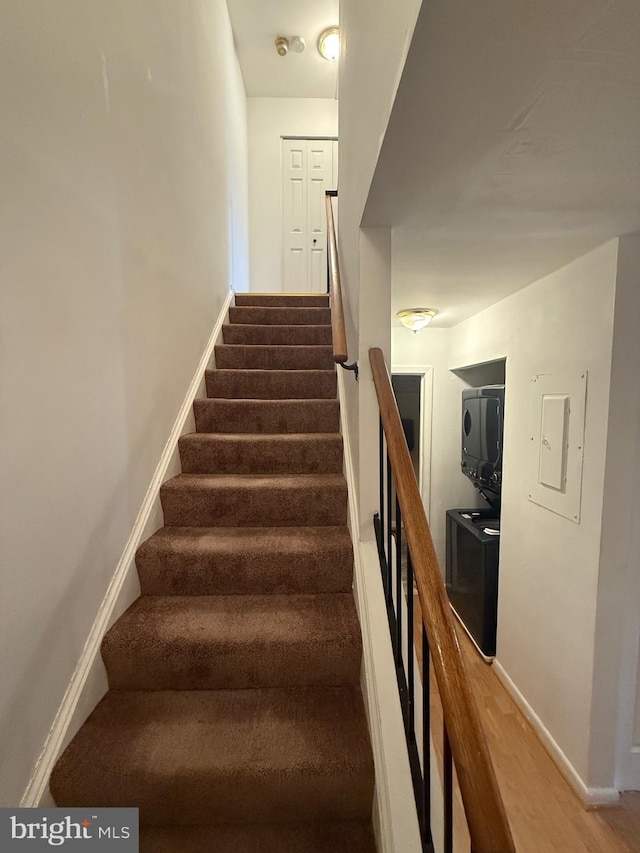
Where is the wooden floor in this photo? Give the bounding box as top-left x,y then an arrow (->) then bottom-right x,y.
413,594 -> 640,853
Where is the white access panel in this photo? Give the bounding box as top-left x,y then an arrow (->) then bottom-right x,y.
528,372 -> 587,523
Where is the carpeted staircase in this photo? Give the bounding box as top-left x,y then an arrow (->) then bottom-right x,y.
50,293 -> 376,852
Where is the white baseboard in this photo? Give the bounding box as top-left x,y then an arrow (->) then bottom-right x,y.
337,369 -> 422,853
20,290 -> 233,808
492,660 -> 620,807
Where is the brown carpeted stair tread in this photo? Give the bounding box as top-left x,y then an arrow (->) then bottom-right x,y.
140,820 -> 376,852
136,527 -> 354,596
179,433 -> 344,474
194,398 -> 340,434
222,323 -> 332,346
234,293 -> 329,308
205,369 -> 336,400
160,473 -> 348,527
102,593 -> 362,690
229,306 -> 331,325
215,344 -> 334,371
50,686 -> 374,826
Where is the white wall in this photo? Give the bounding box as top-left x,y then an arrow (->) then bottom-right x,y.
338,0 -> 422,321
247,97 -> 338,293
336,0 -> 422,513
0,0 -> 248,806
357,228 -> 392,537
591,234 -> 640,790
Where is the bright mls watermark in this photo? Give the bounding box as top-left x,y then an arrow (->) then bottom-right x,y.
0,809 -> 138,850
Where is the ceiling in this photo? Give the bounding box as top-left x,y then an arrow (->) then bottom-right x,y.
364,0 -> 640,327
226,0 -> 339,98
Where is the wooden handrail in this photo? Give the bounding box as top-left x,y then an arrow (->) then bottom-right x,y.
325,192 -> 349,365
369,347 -> 515,853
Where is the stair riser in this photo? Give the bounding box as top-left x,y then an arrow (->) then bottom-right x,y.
234,294 -> 330,308
102,636 -> 362,691
194,400 -> 340,434
205,370 -> 336,400
54,775 -> 374,827
222,324 -> 332,346
179,436 -> 343,474
137,559 -> 352,596
229,306 -> 331,325
160,483 -> 348,527
215,345 -> 335,371
140,821 -> 376,853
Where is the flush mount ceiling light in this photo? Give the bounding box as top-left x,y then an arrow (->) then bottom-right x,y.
396,308 -> 439,332
318,27 -> 340,61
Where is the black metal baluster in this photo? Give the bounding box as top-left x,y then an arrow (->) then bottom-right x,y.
422,623 -> 432,846
386,455 -> 392,592
378,419 -> 389,599
373,519 -> 437,852
444,725 -> 453,853
395,496 -> 403,671
407,550 -> 415,744
379,418 -> 384,544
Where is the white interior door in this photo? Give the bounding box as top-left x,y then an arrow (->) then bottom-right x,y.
282,140 -> 307,292
282,139 -> 336,293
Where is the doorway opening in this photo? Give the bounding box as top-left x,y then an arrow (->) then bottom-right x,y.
391,368 -> 433,596
391,368 -> 432,521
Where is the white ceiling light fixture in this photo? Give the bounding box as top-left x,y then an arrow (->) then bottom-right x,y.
396,308 -> 439,332
318,27 -> 340,62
